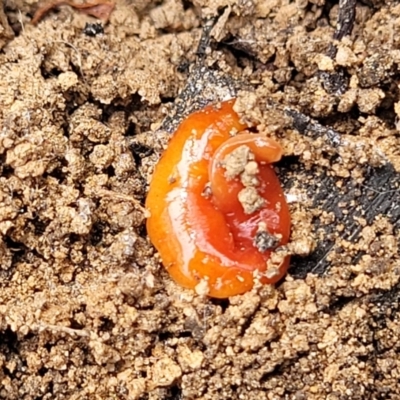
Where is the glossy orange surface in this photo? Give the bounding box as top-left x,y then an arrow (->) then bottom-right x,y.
146,100 -> 291,298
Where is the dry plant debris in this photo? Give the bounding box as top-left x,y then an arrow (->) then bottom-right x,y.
0,0 -> 400,399
31,0 -> 115,25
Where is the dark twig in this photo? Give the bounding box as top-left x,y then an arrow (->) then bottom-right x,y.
285,107 -> 342,147
319,68 -> 348,95
327,0 -> 357,58
322,0 -> 357,94
333,0 -> 358,41
327,0 -> 357,59
160,18 -> 241,133
196,17 -> 217,58
289,163 -> 400,277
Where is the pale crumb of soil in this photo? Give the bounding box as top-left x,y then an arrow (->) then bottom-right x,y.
222,144 -> 272,215
222,144 -> 254,180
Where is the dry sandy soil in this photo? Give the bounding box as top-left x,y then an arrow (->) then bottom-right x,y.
1,0 -> 400,399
